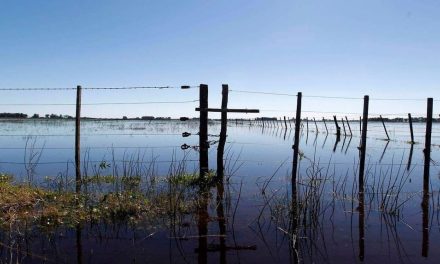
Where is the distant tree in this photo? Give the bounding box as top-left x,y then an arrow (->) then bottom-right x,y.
123,116 -> 128,120
0,113 -> 28,118
31,113 -> 39,118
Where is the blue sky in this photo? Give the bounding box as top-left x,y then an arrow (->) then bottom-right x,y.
1,0 -> 439,118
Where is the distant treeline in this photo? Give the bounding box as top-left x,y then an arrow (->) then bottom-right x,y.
1,112 -> 438,122
0,113 -> 28,118
0,113 -> 75,119
0,112 -> 174,120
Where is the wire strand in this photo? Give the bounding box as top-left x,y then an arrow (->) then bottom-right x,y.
0,100 -> 199,106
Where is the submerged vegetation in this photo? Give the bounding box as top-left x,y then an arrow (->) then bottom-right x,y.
0,180 -> 167,230
0,169 -> 213,233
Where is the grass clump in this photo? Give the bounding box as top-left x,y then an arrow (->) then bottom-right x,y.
0,173 -> 13,183
167,171 -> 216,187
0,181 -> 169,230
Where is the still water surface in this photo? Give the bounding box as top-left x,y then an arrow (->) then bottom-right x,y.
0,119 -> 439,263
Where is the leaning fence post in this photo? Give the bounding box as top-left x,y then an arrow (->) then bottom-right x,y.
292,92 -> 302,191
408,113 -> 415,144
199,84 -> 209,178
322,117 -> 328,133
75,85 -> 82,193
345,116 -> 353,136
217,84 -> 228,180
380,115 -> 390,141
341,118 -> 347,136
284,116 -> 288,129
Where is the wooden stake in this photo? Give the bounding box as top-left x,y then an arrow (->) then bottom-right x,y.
292,92 -> 302,192
423,98 -> 433,191
313,118 -> 318,133
341,118 -> 347,136
380,115 -> 390,141
217,85 -> 228,179
75,85 -> 81,193
408,113 -> 414,144
306,117 -> 309,133
345,116 -> 352,136
322,117 -> 328,133
199,84 -> 209,178
359,96 -> 369,192
422,98 -> 432,257
333,115 -> 341,139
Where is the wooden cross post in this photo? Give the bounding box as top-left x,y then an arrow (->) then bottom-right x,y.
196,85 -> 259,179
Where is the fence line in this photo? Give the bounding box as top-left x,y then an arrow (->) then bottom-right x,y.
0,85 -> 199,91
0,85 -> 438,181
0,100 -> 199,106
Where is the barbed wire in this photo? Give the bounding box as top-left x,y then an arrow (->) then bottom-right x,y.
0,145 -> 184,150
257,109 -> 436,117
0,85 -> 200,91
228,90 -> 296,97
0,99 -> 199,106
0,133 -> 186,137
228,90 -> 438,101
0,159 -> 200,165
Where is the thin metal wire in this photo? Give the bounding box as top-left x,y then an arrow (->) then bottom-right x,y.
303,95 -> 363,100
0,145 -> 183,150
228,90 -> 297,97
0,133 -> 184,137
0,159 -> 199,165
228,90 -> 437,101
0,100 -> 199,106
0,86 -> 190,91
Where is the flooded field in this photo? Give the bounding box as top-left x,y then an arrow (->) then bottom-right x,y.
1,119 -> 440,263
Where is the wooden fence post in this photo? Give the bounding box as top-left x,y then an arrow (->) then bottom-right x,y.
423,98 -> 433,191
341,118 -> 347,136
358,95 -> 369,260
313,117 -> 318,133
75,85 -> 82,193
380,115 -> 390,141
284,116 -> 288,129
407,144 -> 414,171
217,84 -> 228,180
199,84 -> 209,178
333,115 -> 341,139
345,116 -> 353,136
359,96 -> 369,192
408,113 -> 414,144
306,117 -> 309,133
322,117 -> 328,133
292,92 -> 302,191
422,98 -> 433,258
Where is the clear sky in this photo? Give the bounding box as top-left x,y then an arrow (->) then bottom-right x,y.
1,0 -> 439,119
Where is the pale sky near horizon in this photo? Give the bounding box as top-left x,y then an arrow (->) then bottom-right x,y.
1,0 -> 439,119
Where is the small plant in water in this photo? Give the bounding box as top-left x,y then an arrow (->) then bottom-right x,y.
0,173 -> 13,182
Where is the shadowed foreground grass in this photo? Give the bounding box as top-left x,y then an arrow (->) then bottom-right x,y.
0,172 -> 211,231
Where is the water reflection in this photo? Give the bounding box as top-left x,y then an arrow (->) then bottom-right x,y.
1,120 -> 440,263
